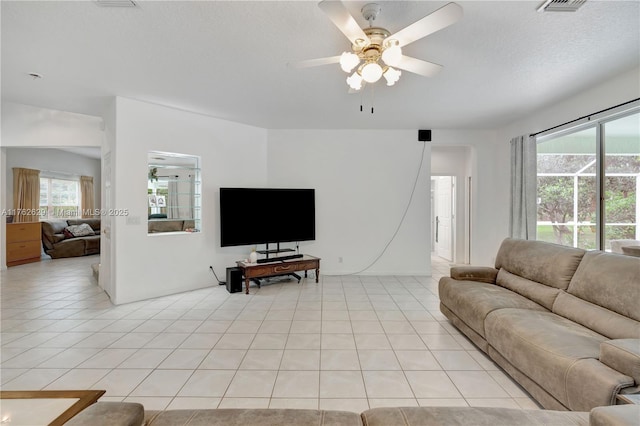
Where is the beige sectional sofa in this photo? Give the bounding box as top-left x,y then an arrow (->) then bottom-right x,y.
439,238 -> 640,412
41,218 -> 101,258
66,401 -> 640,426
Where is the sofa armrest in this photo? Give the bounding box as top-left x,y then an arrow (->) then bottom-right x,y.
590,405 -> 640,426
450,266 -> 499,284
600,339 -> 640,384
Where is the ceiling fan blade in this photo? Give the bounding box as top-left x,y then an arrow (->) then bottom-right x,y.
389,2 -> 463,47
395,56 -> 443,77
288,56 -> 341,69
318,0 -> 370,46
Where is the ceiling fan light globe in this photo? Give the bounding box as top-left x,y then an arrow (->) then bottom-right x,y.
346,72 -> 363,90
381,44 -> 402,66
383,66 -> 401,86
361,62 -> 383,83
340,52 -> 360,73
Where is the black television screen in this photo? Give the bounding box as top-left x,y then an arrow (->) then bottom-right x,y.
220,188 -> 315,247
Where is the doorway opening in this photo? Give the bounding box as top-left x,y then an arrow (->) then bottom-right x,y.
431,176 -> 456,262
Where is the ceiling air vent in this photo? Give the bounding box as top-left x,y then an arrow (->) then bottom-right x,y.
95,0 -> 137,7
537,0 -> 586,12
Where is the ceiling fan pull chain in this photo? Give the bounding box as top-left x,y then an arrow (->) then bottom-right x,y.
371,84 -> 375,114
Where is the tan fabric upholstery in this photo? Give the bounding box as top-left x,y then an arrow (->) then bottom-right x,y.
145,409 -> 362,426
450,266 -> 498,283
485,308 -> 607,409
590,405 -> 640,426
567,251 -> 640,322
494,238 -> 585,289
565,358 -> 634,410
360,407 -> 588,426
553,292 -> 640,339
496,268 -> 562,310
600,339 -> 640,384
66,402 -> 144,426
439,277 -> 546,337
440,238 -> 639,411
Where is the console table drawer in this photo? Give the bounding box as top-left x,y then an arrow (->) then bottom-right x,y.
7,222 -> 41,242
237,255 -> 321,294
7,240 -> 41,261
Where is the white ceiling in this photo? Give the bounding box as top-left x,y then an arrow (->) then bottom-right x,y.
2,1 -> 639,130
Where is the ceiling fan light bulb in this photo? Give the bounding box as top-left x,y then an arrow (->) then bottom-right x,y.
383,66 -> 401,86
382,44 -> 402,66
340,52 -> 360,73
361,62 -> 383,83
346,72 -> 363,90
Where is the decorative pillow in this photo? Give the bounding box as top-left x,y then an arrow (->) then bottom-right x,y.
64,223 -> 95,238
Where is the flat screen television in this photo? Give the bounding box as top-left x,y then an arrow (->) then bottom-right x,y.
220,188 -> 315,247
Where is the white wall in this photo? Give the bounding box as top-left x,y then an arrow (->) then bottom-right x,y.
5,148 -> 101,212
267,129 -> 504,273
111,97 -> 268,304
267,129 -> 431,275
499,67 -> 640,141
1,102 -> 103,148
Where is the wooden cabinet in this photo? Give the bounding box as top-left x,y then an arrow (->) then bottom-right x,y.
236,255 -> 320,294
7,222 -> 42,266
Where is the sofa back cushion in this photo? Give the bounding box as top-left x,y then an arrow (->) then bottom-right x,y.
67,218 -> 101,232
42,220 -> 68,237
553,292 -> 640,339
565,251 -> 640,322
496,269 -> 561,310
495,238 -> 585,290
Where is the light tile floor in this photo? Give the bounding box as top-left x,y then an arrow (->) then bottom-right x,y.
0,255 -> 540,412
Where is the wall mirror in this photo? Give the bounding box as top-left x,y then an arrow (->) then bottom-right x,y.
147,151 -> 201,234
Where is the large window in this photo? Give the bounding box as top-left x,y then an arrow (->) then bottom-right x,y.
39,177 -> 80,219
537,109 -> 640,251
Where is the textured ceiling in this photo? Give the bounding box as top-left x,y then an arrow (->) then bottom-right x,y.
2,1 -> 639,129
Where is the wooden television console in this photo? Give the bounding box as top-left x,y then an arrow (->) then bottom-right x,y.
236,255 -> 320,294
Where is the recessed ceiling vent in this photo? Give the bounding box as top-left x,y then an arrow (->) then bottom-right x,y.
537,0 -> 586,12
95,0 -> 137,7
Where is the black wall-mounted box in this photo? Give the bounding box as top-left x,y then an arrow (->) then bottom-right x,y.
418,129 -> 432,142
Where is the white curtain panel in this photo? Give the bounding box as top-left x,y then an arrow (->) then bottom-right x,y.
510,135 -> 537,239
167,178 -> 179,219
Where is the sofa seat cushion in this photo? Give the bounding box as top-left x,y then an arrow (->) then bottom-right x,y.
145,409 -> 362,426
83,235 -> 101,252
485,308 -> 607,407
47,237 -> 87,258
361,407 -> 588,426
439,277 -> 547,337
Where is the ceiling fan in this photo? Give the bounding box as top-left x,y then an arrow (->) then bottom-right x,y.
291,1 -> 463,91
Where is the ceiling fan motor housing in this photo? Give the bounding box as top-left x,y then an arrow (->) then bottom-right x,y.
353,27 -> 390,62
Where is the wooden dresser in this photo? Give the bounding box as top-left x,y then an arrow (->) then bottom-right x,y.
7,222 -> 42,267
